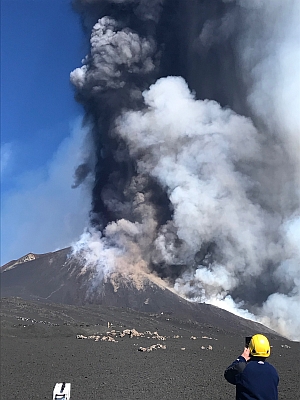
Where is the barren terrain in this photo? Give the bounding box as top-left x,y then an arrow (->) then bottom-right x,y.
1,297 -> 299,400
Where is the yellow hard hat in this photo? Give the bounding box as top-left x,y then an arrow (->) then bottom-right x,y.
249,334 -> 271,357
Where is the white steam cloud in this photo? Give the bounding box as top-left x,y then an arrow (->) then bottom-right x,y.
118,77 -> 300,340
70,0 -> 300,340
239,0 -> 300,180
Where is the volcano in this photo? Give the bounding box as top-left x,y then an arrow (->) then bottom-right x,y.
2,248 -> 299,400
1,247 -> 280,336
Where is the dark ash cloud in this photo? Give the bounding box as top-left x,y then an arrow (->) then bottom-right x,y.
70,0 -> 300,340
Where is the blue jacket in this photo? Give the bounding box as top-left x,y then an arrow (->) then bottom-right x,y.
224,356 -> 279,400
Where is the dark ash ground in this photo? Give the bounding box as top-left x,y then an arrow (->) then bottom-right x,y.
1,297 -> 299,400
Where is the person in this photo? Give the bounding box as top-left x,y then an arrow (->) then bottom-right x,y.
224,334 -> 279,400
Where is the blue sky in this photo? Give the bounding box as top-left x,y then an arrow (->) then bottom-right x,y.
1,0 -> 91,264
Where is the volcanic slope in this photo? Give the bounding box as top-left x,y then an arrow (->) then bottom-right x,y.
1,296 -> 299,400
1,247 -> 280,336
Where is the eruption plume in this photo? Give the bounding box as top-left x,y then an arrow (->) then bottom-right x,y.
70,0 -> 300,340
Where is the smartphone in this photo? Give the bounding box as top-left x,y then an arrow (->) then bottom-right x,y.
245,336 -> 252,348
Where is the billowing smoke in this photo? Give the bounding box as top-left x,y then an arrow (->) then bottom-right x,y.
70,0 -> 300,340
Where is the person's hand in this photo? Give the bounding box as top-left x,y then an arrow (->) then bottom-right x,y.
241,347 -> 251,361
